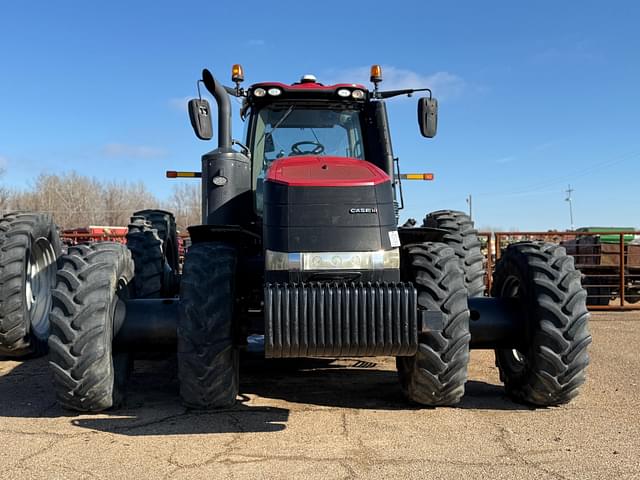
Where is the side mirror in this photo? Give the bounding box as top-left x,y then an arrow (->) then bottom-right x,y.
418,97 -> 438,138
188,98 -> 213,140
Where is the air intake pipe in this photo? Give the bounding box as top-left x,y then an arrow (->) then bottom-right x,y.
202,69 -> 232,150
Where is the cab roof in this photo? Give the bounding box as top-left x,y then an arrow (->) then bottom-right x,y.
246,80 -> 370,106
250,81 -> 368,91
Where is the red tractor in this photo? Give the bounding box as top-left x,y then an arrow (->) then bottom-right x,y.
29,65 -> 591,411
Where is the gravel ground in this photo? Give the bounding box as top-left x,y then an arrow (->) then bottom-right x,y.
1,311 -> 639,480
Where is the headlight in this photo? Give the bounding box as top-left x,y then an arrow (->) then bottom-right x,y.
267,87 -> 282,96
351,89 -> 365,99
265,249 -> 400,271
303,252 -> 373,270
337,88 -> 351,97
253,88 -> 266,97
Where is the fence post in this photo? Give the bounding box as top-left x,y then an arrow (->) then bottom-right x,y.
486,233 -> 493,294
620,233 -> 625,307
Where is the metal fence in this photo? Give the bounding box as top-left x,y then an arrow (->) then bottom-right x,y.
491,231 -> 640,311
478,232 -> 494,294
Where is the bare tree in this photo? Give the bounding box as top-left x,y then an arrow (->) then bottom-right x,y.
166,183 -> 201,232
0,168 -> 11,214
103,180 -> 158,226
9,172 -> 160,229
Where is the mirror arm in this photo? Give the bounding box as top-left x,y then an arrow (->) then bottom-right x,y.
224,85 -> 246,97
379,87 -> 432,100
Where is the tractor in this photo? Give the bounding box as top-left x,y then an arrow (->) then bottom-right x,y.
22,65 -> 591,411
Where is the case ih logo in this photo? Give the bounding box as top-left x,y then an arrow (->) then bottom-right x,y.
349,208 -> 378,214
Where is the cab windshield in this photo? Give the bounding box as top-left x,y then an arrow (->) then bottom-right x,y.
251,106 -> 365,213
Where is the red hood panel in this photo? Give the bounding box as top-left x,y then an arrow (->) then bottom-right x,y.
266,156 -> 390,187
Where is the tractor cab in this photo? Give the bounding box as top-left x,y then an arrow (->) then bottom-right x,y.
243,77 -> 370,214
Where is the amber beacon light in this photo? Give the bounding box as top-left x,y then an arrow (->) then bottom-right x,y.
232,64 -> 244,83
370,64 -> 382,83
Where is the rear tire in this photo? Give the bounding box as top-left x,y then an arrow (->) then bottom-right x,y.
129,210 -> 179,297
48,242 -> 133,411
126,216 -> 165,298
178,242 -> 239,409
0,212 -> 61,357
492,242 -> 592,406
396,242 -> 471,406
423,210 -> 486,297
133,209 -> 179,276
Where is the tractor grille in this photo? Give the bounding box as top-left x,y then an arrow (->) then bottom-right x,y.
264,282 -> 418,358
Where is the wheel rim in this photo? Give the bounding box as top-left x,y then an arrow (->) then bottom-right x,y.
504,348 -> 527,373
500,275 -> 527,373
26,238 -> 57,339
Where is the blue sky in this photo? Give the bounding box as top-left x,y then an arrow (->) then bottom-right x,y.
1,1 -> 638,230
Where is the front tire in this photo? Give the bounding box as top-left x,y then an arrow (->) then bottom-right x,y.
178,242 -> 239,409
397,242 -> 471,406
0,212 -> 61,357
492,242 -> 592,406
48,242 -> 133,411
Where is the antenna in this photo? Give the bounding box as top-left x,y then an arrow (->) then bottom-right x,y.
565,185 -> 575,231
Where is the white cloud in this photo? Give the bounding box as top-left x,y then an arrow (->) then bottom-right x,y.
324,65 -> 466,100
102,143 -> 168,159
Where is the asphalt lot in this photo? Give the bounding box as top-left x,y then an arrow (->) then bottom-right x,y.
1,311 -> 639,480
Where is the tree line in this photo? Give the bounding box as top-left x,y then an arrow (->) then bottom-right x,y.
0,170 -> 200,233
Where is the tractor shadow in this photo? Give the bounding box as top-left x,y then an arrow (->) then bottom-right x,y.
0,355 -> 289,435
239,354 -> 534,412
0,353 -> 533,436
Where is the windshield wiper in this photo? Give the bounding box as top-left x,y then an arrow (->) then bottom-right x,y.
255,105 -> 295,152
